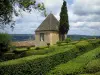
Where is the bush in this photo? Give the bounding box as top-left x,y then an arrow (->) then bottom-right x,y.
47,47 -> 100,75
88,39 -> 100,48
0,45 -> 77,75
47,43 -> 50,48
10,46 -> 16,52
80,37 -> 87,41
0,33 -> 11,55
75,41 -> 93,52
26,47 -> 55,56
0,53 -> 15,61
35,47 -> 40,50
85,59 -> 100,73
27,47 -> 30,50
0,40 -> 100,75
56,41 -> 62,46
65,38 -> 71,43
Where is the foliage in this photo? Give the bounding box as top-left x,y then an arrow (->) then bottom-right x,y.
65,38 -> 71,43
80,37 -> 87,41
0,0 -> 46,28
88,39 -> 100,48
35,47 -> 40,50
56,41 -> 62,46
75,41 -> 93,52
84,59 -> 100,73
0,53 -> 15,62
0,40 -> 100,75
47,43 -> 50,48
0,33 -> 11,54
25,47 -> 55,56
0,45 -> 77,75
79,72 -> 100,75
47,47 -> 100,75
59,0 -> 69,41
27,47 -> 31,50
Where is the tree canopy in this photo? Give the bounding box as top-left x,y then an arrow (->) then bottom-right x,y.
59,0 -> 69,41
0,0 -> 45,29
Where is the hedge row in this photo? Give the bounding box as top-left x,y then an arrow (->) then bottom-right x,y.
47,47 -> 100,75
79,72 -> 100,75
0,40 -> 100,75
0,45 -> 77,75
84,58 -> 100,73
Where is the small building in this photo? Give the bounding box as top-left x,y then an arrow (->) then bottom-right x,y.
35,13 -> 59,47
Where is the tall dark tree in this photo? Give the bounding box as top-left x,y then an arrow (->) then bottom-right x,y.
0,0 -> 46,29
59,0 -> 69,41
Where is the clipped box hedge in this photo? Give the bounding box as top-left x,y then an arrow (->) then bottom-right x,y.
0,40 -> 100,75
47,47 -> 100,75
88,39 -> 100,48
84,58 -> 100,73
0,45 -> 78,75
75,41 -> 93,52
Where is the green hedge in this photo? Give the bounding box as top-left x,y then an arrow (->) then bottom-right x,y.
0,33 -> 11,53
47,47 -> 100,75
0,40 -> 100,75
0,53 -> 15,62
84,59 -> 100,73
25,47 -> 55,56
0,45 -> 77,75
75,41 -> 93,52
79,72 -> 100,75
88,39 -> 100,48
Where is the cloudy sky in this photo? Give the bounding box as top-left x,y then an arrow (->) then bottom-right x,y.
1,0 -> 100,35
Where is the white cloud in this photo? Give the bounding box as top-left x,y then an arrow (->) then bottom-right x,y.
1,0 -> 100,36
67,0 -> 100,35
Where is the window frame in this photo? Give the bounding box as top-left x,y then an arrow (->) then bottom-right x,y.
40,33 -> 44,41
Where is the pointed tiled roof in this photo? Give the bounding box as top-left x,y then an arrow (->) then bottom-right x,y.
35,13 -> 59,32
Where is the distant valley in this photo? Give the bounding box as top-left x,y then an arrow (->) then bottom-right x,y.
10,34 -> 100,41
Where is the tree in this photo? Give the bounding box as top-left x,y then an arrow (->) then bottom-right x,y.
59,0 -> 69,41
0,0 -> 46,29
0,33 -> 11,55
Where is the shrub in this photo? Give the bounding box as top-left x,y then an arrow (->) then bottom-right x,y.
0,45 -> 77,75
47,43 -> 50,48
35,47 -> 40,50
88,39 -> 100,48
27,47 -> 30,50
65,38 -> 71,43
10,46 -> 16,52
0,53 -> 15,61
47,47 -> 100,75
56,41 -> 62,46
85,59 -> 100,73
80,37 -> 87,41
0,40 -> 100,75
0,33 -> 11,55
26,47 -> 55,56
75,41 -> 93,52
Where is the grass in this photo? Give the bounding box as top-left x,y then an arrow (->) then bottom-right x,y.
47,47 -> 100,75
